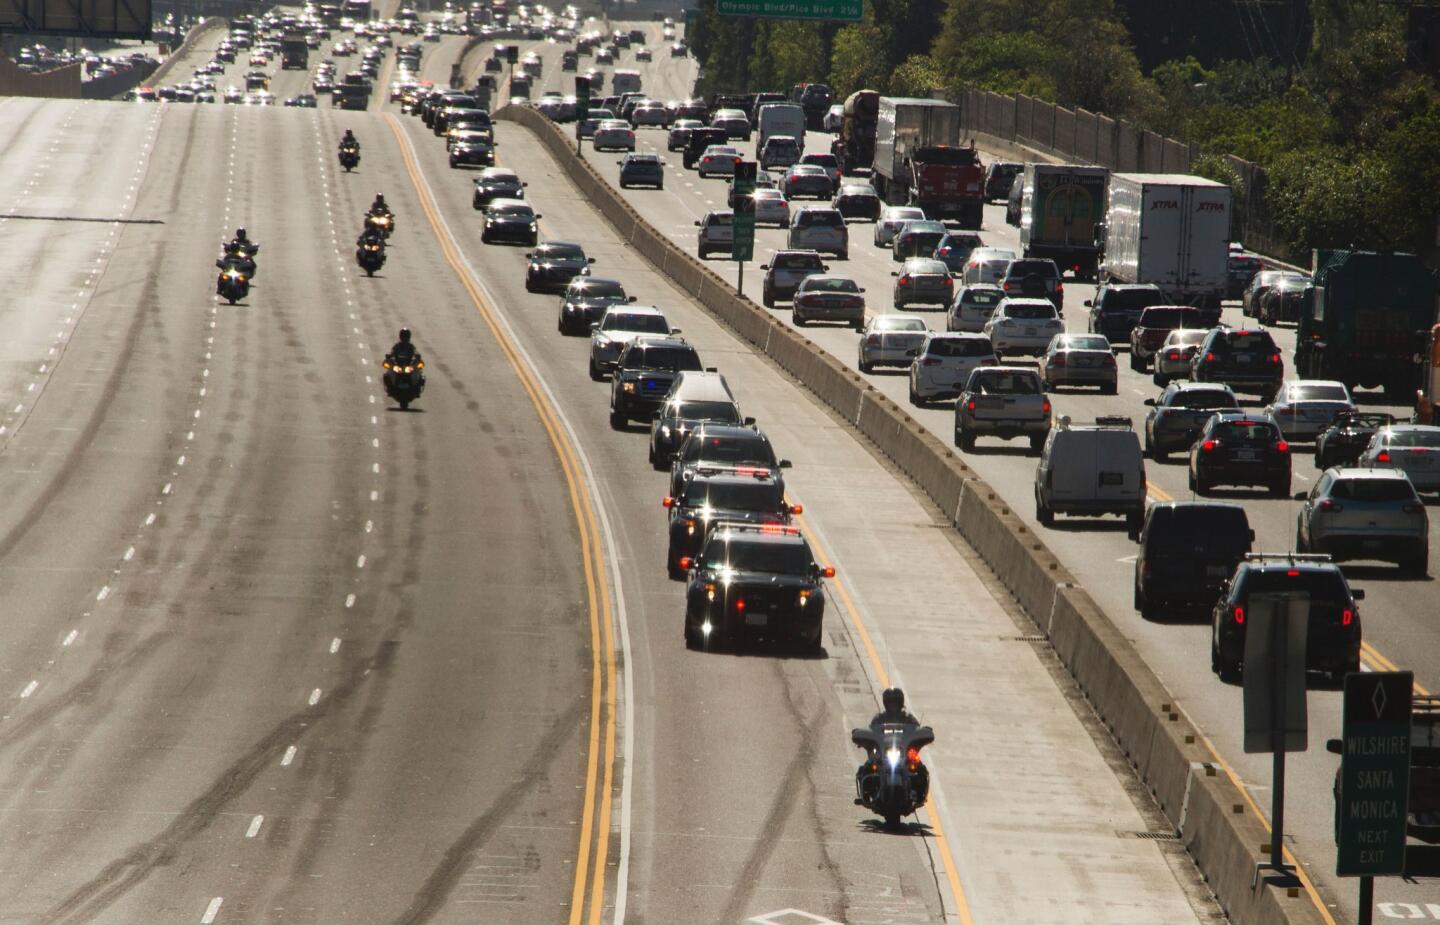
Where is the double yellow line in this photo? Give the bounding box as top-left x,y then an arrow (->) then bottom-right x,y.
386,114 -> 619,925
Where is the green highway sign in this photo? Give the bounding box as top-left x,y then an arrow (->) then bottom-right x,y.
1337,671 -> 1413,877
716,0 -> 862,21
732,162 -> 756,262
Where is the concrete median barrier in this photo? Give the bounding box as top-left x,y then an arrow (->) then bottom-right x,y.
493,103 -> 1329,925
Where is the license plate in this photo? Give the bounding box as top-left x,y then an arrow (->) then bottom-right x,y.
1207,565 -> 1229,578
1411,457 -> 1435,468
1364,539 -> 1382,550
1024,327 -> 1037,336
1099,472 -> 1123,486
978,397 -> 1004,410
1237,355 -> 1252,364
745,612 -> 767,626
1074,356 -> 1095,367
1234,450 -> 1257,461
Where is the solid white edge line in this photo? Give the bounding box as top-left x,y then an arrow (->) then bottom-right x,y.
390,118 -> 636,924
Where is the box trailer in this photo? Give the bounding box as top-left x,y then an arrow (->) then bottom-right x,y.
1017,164 -> 1108,280
1101,173 -> 1231,309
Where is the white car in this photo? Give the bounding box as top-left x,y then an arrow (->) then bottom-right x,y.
751,188 -> 790,228
696,145 -> 741,178
983,297 -> 1063,356
858,314 -> 928,373
962,247 -> 1018,285
631,101 -> 669,127
948,283 -> 1006,333
874,205 -> 927,247
1357,425 -> 1440,494
593,119 -> 636,151
1264,380 -> 1357,441
823,103 -> 844,133
588,305 -> 678,379
908,332 -> 998,405
695,210 -> 733,259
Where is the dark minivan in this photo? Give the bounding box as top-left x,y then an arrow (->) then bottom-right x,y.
683,127 -> 730,169
1134,502 -> 1253,619
1190,328 -> 1285,400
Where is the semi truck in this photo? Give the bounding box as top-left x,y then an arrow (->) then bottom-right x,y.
1016,164 -> 1108,280
1100,173 -> 1231,309
870,97 -> 984,228
281,32 -> 308,69
1295,249 -> 1437,399
831,89 -> 878,176
756,102 -> 804,153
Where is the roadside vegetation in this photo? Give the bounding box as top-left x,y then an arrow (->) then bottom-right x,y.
690,0 -> 1440,258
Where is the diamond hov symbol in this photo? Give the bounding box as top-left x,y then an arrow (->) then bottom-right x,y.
1374,680 -> 1388,719
747,911 -> 842,925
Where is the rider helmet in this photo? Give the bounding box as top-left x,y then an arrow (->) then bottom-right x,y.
881,687 -> 905,714
398,327 -> 411,343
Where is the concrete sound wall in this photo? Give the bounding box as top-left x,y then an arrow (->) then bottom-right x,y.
496,102 -> 1332,925
0,54 -> 82,98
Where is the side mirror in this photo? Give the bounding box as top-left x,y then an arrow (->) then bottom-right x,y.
616,160 -> 623,164
857,287 -> 866,294
778,459 -> 792,468
705,366 -> 717,372
820,566 -> 835,578
694,220 -> 701,226
790,503 -> 803,515
1352,589 -> 1366,601
1249,529 -> 1257,542
1293,491 -> 1308,501
759,263 -> 769,269
535,214 -> 543,219
589,322 -> 600,331
1326,738 -> 1343,755
671,327 -> 682,334
1143,398 -> 1156,407
522,181 -> 529,187
743,416 -> 756,426
627,296 -> 637,303
1084,299 -> 1093,307
524,252 -> 533,258
890,271 -> 898,277
215,259 -> 225,269
588,257 -> 596,263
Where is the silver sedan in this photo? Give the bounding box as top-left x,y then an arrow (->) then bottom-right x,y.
873,205 -> 926,247
858,313 -> 927,372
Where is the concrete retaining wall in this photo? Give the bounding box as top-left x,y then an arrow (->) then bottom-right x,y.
82,59 -> 159,100
145,16 -> 226,89
495,102 -> 1334,925
0,54 -> 82,98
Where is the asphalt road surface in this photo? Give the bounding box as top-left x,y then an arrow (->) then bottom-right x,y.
0,16 -> 1242,925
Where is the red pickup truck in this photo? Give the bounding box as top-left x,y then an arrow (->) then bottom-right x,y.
1128,305 -> 1222,372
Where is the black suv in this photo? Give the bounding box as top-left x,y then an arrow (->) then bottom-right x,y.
610,338 -> 704,428
1314,411 -> 1396,469
1210,554 -> 1364,683
1085,283 -> 1166,343
683,127 -> 729,169
669,423 -> 791,499
663,470 -> 795,577
984,162 -> 1022,202
682,523 -> 831,650
1188,412 -> 1291,497
1190,328 -> 1284,400
1134,502 -> 1253,619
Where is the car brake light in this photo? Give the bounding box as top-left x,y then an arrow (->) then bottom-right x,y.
662,497 -> 674,507
1404,502 -> 1425,514
735,598 -> 746,612
1232,605 -> 1245,625
1275,440 -> 1289,453
1041,399 -> 1052,415
898,277 -> 909,286
1376,451 -> 1391,462
1055,282 -> 1064,292
1342,608 -> 1354,626
1050,355 -> 1066,367
922,358 -> 940,366
1202,439 -> 1217,451
967,400 -> 976,411
1269,353 -> 1281,364
906,745 -> 921,769
1204,352 -> 1216,362
1318,500 -> 1342,513
1286,569 -> 1301,576
1002,282 -> 1013,291
1166,350 -> 1181,360
1102,355 -> 1116,366
938,247 -> 950,255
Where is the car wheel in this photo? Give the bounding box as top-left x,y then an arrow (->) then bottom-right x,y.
683,619 -> 702,649
957,430 -> 975,452
858,356 -> 873,374
588,358 -> 603,382
836,250 -> 848,260
1404,545 -> 1429,577
1217,653 -> 1241,684
908,384 -> 923,406
1029,435 -> 1045,454
609,409 -> 626,429
1036,497 -> 1055,527
1102,381 -> 1118,395
1150,442 -> 1168,463
794,314 -> 807,327
1153,373 -> 1168,388
1269,479 -> 1289,499
763,288 -> 774,308
853,319 -> 864,332
1129,352 -> 1144,372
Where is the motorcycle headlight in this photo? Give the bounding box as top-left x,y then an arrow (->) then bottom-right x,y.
885,747 -> 902,769
660,425 -> 671,437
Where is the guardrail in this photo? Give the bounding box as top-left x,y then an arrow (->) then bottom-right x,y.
493,102 -> 1331,925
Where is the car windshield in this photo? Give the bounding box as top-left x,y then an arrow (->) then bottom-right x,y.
1387,429 -> 1440,448
1214,421 -> 1278,443
495,204 -> 533,216
1289,384 -> 1349,402
973,372 -> 1039,394
802,211 -> 843,226
775,254 -> 820,269
802,155 -> 837,168
627,155 -> 659,164
676,401 -> 741,423
1216,332 -> 1278,353
573,280 -> 625,299
754,190 -> 784,200
1338,413 -> 1392,429
1006,303 -> 1057,320
1139,308 -> 1192,328
1151,507 -> 1250,554
1105,288 -> 1164,310
707,538 -> 811,574
928,338 -> 991,357
1005,259 -> 1058,278
537,244 -> 584,259
1061,335 -> 1111,351
685,481 -> 782,512
1166,330 -> 1210,347
886,209 -> 926,222
766,139 -> 797,151
1329,478 -> 1417,502
632,347 -> 702,371
803,277 -> 858,293
1169,390 -> 1237,409
604,313 -> 669,333
907,261 -> 947,275
962,289 -> 1003,307
840,185 -> 873,196
877,317 -> 926,332
1240,568 -> 1349,602
686,435 -> 775,465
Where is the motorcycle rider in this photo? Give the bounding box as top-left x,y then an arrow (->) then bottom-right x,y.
339,128 -> 360,152
356,225 -> 386,249
388,326 -> 417,360
855,687 -> 929,809
226,227 -> 258,255
368,194 -> 391,219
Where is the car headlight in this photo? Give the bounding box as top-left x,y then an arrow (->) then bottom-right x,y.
622,381 -> 636,393
660,425 -> 671,437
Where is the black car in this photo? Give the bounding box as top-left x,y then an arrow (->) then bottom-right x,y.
650,394 -> 750,469
1133,502 -> 1253,619
284,93 -> 318,107
1255,275 -> 1308,326
1210,554 -> 1363,683
1190,328 -> 1284,400
481,199 -> 540,246
618,153 -> 664,189
558,277 -> 634,336
1226,253 -> 1265,300
831,183 -> 881,221
525,241 -> 594,293
1085,283 -> 1166,343
983,162 -> 1022,202
472,168 -> 526,209
669,423 -> 791,499
1188,412 -> 1291,496
610,338 -> 703,428
934,232 -> 983,275
663,470 -> 794,577
682,523 -> 831,650
1314,411 -> 1396,469
449,132 -> 494,168
683,127 -> 728,169
1143,383 -> 1240,460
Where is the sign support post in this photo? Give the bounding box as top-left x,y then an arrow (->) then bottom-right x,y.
574,75 -> 590,155
732,161 -> 756,295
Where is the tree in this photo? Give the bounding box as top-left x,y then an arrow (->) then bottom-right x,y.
828,24 -> 889,96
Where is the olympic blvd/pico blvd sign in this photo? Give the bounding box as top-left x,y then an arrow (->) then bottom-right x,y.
1336,671 -> 1413,877
716,0 -> 863,22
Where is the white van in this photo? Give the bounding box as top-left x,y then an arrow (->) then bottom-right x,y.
1034,415 -> 1146,533
756,102 -> 805,152
611,69 -> 641,96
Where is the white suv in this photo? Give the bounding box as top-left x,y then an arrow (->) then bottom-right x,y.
695,211 -> 734,259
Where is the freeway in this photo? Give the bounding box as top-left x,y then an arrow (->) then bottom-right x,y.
0,14 -> 1229,925
514,28 -> 1440,921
